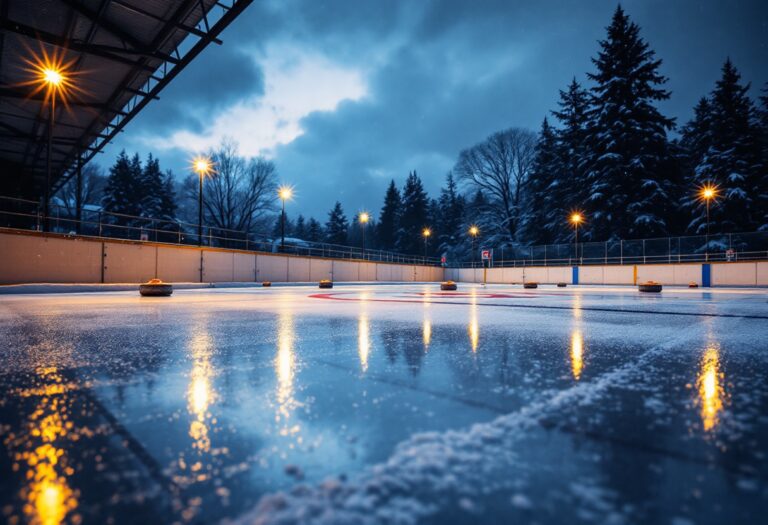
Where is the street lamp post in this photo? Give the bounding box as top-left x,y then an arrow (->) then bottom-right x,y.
41,67 -> 64,232
422,228 -> 431,260
278,186 -> 293,251
469,225 -> 479,268
193,156 -> 213,246
359,212 -> 369,257
699,183 -> 719,261
570,212 -> 583,264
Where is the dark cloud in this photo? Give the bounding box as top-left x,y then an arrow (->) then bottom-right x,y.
101,0 -> 768,221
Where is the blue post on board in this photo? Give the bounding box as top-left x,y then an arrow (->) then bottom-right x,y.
572,266 -> 579,285
702,264 -> 711,287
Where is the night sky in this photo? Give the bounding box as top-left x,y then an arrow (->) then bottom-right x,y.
101,0 -> 767,219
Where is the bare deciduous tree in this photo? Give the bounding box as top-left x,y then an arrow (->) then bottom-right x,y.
55,163 -> 106,217
186,139 -> 277,236
454,127 -> 537,241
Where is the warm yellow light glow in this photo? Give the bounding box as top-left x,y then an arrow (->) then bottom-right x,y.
20,48 -> 81,107
17,367 -> 79,525
278,186 -> 293,201
573,294 -> 582,320
469,225 -> 479,237
697,347 -> 724,432
358,314 -> 370,372
570,212 -> 583,225
191,156 -> 213,177
571,330 -> 584,380
190,375 -> 210,416
188,330 -> 215,454
698,183 -> 720,203
274,308 -> 302,443
423,319 -> 432,348
468,290 -> 479,352
422,228 -> 431,238
276,312 -> 295,406
43,68 -> 63,87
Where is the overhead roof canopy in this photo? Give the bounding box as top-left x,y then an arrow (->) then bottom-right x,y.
0,0 -> 252,198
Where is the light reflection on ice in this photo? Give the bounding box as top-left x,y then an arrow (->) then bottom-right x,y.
571,330 -> 584,381
276,310 -> 296,420
188,328 -> 215,455
422,319 -> 432,349
358,314 -> 370,373
697,345 -> 725,432
18,367 -> 79,525
468,288 -> 479,352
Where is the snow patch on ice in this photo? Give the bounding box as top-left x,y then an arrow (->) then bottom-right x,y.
230,325 -> 702,525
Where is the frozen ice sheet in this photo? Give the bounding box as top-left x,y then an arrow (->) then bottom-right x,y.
0,284 -> 766,524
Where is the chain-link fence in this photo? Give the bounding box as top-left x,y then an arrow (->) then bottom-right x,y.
452,231 -> 768,267
0,196 -> 441,266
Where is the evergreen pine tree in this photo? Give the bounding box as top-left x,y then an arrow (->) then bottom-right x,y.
582,6 -> 675,240
272,214 -> 294,239
681,97 -> 715,233
397,171 -> 429,254
159,172 -> 177,220
306,218 -> 324,242
102,150 -> 144,226
377,180 -> 401,250
692,59 -> 762,233
757,83 -> 768,230
294,214 -> 307,239
140,153 -> 163,217
324,202 -> 349,245
551,78 -> 590,240
463,190 -> 491,261
437,172 -> 465,256
524,118 -> 561,244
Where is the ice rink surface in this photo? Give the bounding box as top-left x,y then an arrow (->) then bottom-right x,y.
1,283 -> 767,524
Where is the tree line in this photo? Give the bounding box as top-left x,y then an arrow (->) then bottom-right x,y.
322,6 -> 768,256
523,6 -> 767,244
57,6 -> 767,258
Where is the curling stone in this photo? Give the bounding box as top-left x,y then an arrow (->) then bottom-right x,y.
688,282 -> 698,288
523,282 -> 538,289
319,279 -> 333,289
139,278 -> 173,297
440,280 -> 457,291
262,281 -> 272,287
557,282 -> 567,288
638,281 -> 662,293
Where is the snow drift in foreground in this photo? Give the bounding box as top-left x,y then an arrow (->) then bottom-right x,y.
230,327 -> 698,525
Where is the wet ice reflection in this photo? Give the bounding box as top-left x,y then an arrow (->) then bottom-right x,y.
468,289 -> 479,352
275,310 -> 301,446
358,314 -> 370,373
697,345 -> 725,432
422,319 -> 432,349
571,330 -> 584,380
17,367 -> 79,525
188,329 -> 215,455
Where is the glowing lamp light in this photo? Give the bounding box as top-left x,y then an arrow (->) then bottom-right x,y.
422,228 -> 431,238
699,184 -> 719,202
42,68 -> 63,87
469,225 -> 479,237
570,213 -> 583,225
278,186 -> 293,201
359,212 -> 370,224
192,156 -> 213,177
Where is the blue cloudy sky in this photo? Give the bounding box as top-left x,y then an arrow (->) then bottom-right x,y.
101,0 -> 767,219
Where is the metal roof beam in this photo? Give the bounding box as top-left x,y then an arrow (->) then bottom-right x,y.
0,18 -> 158,71
56,0 -> 254,190
60,0 -> 182,64
110,0 -> 223,45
